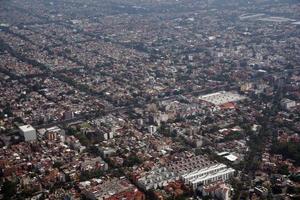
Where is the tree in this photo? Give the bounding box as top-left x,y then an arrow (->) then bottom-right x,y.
3,104 -> 12,117
14,117 -> 23,123
271,142 -> 300,165
2,180 -> 17,199
124,155 -> 142,167
286,186 -> 300,194
53,161 -> 63,169
278,165 -> 289,175
80,167 -> 106,182
272,185 -> 282,194
66,127 -> 77,136
290,174 -> 300,183
87,146 -> 101,156
76,133 -> 89,147
286,63 -> 294,69
202,195 -> 213,200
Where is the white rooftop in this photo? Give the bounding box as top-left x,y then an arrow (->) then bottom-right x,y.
224,154 -> 238,162
182,164 -> 227,180
199,91 -> 246,106
19,125 -> 35,132
190,168 -> 235,184
217,151 -> 230,156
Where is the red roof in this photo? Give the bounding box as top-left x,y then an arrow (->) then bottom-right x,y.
220,102 -> 235,109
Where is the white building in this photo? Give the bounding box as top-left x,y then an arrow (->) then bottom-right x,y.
108,131 -> 114,139
182,163 -> 235,190
137,167 -> 177,191
102,131 -> 114,140
19,125 -> 37,141
281,98 -> 296,110
148,125 -> 157,134
199,91 -> 246,106
166,155 -> 235,190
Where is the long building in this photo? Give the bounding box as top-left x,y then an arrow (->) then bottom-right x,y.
199,91 -> 246,106
137,167 -> 177,190
167,156 -> 235,191
182,163 -> 235,190
137,156 -> 235,191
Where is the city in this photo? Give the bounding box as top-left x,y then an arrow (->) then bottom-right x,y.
0,0 -> 299,199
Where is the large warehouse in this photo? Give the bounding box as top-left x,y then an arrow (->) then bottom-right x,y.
199,91 -> 246,106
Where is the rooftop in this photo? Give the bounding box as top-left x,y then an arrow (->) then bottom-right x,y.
199,91 -> 246,106
18,125 -> 35,132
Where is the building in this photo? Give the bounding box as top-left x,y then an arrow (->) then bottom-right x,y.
240,82 -> 253,92
254,186 -> 268,198
281,98 -> 296,110
137,167 -> 177,190
38,126 -> 65,141
80,156 -> 108,172
63,111 -> 74,120
99,146 -> 116,158
148,125 -> 157,134
167,156 -> 235,190
102,131 -> 114,140
200,181 -> 231,200
182,163 -> 235,190
19,125 -> 37,141
218,152 -> 239,163
80,177 -> 141,200
199,91 -> 246,106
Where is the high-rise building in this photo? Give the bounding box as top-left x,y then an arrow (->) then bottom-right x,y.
19,125 -> 37,141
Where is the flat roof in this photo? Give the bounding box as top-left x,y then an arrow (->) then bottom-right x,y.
217,151 -> 229,156
190,168 -> 235,184
199,91 -> 246,106
224,154 -> 238,162
19,125 -> 35,132
182,164 -> 227,179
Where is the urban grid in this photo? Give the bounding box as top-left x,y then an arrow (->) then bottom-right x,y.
0,0 -> 299,199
